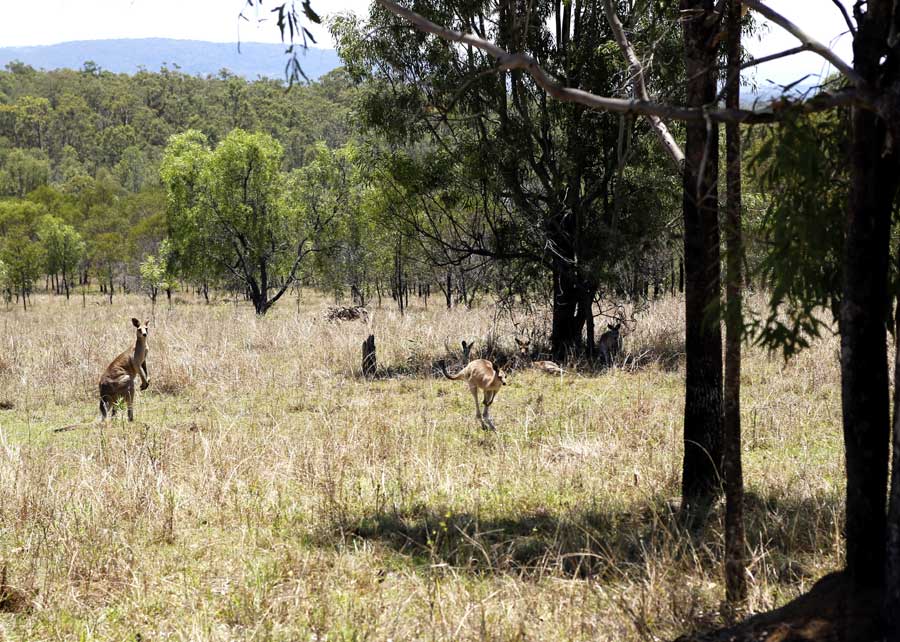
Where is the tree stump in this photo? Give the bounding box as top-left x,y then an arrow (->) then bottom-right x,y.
362,334 -> 377,378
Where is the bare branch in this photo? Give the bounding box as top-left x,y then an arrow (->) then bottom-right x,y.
599,0 -> 685,168
374,0 -> 865,124
742,44 -> 812,69
742,0 -> 863,85
830,0 -> 857,36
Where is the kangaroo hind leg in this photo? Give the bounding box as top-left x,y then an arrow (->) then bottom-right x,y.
482,390 -> 496,431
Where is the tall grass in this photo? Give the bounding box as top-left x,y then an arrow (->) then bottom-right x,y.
0,292 -> 844,640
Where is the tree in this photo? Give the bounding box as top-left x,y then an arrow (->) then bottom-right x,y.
92,231 -> 125,304
139,239 -> 172,305
0,230 -> 44,311
0,147 -> 49,197
723,0 -> 747,604
679,0 -> 725,507
38,215 -> 85,299
161,129 -> 325,314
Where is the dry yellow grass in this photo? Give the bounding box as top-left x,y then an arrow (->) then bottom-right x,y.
0,292 -> 844,640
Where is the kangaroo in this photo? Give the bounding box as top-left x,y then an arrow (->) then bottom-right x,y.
460,340 -> 473,362
598,323 -> 622,366
99,318 -> 150,421
440,359 -> 507,430
444,338 -> 475,363
514,338 -> 564,375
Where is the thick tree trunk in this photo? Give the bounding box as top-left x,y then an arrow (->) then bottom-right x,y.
841,109 -> 894,590
680,0 -> 724,507
723,0 -> 747,605
844,3 -> 900,599
550,264 -> 585,360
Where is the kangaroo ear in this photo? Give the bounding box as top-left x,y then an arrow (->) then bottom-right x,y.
515,338 -> 524,346
132,318 -> 140,328
461,340 -> 468,350
144,319 -> 151,327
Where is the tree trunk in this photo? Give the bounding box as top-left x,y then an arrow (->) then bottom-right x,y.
723,0 -> 747,605
888,302 -> 900,634
841,106 -> 894,591
446,271 -> 452,309
680,0 -> 724,508
844,3 -> 900,600
550,263 -> 586,360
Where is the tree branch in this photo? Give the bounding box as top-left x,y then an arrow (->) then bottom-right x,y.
374,0 -> 866,124
742,44 -> 812,69
599,0 -> 685,168
741,0 -> 863,85
830,0 -> 857,36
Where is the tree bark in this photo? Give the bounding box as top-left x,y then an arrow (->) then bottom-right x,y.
680,0 -> 724,507
888,302 -> 900,634
550,263 -> 587,360
723,0 -> 747,605
841,103 -> 894,590
843,1 -> 900,594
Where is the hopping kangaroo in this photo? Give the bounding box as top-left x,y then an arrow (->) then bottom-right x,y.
99,318 -> 150,421
440,359 -> 507,430
598,323 -> 622,366
514,338 -> 563,375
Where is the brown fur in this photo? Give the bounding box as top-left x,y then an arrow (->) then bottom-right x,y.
598,323 -> 622,366
514,338 -> 564,375
99,318 -> 150,421
440,358 -> 506,430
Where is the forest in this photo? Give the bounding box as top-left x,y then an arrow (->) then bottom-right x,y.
0,0 -> 897,640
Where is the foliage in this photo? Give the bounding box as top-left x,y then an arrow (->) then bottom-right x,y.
161,129 -> 328,314
37,214 -> 85,294
139,239 -> 172,303
0,227 -> 44,309
748,108 -> 850,358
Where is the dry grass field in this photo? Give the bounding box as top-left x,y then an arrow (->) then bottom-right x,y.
0,292 -> 844,640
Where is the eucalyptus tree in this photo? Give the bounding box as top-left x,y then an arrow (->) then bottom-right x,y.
37,215 -> 85,298
0,232 -> 43,311
161,129 -> 328,314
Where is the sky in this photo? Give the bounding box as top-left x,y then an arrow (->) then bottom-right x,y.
0,0 -> 855,89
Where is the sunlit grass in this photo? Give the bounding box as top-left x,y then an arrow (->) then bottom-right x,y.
0,291 -> 844,640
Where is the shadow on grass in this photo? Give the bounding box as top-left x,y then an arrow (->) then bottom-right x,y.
317,491 -> 841,584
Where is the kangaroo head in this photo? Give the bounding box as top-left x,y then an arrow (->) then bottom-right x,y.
461,340 -> 474,360
607,323 -> 621,336
515,337 -> 530,356
132,317 -> 150,339
492,363 -> 507,385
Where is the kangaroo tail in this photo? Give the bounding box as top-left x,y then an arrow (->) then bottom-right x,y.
439,360 -> 463,380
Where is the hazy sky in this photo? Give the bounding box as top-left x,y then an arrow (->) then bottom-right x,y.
0,0 -> 854,88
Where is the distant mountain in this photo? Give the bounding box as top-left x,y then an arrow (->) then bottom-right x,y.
0,38 -> 342,80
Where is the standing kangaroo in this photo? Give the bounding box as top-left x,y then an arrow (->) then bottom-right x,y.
99,318 -> 150,421
598,323 -> 622,366
440,359 -> 507,430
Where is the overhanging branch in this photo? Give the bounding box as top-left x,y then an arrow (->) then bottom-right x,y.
599,0 -> 685,168
374,0 -> 865,124
742,0 -> 863,86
